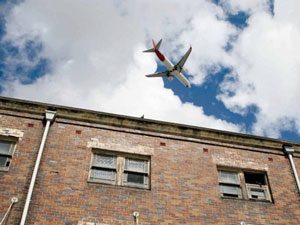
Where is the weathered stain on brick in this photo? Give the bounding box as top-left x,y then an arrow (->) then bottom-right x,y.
87,138 -> 154,155
0,127 -> 24,139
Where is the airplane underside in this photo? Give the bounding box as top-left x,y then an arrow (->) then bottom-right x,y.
143,39 -> 192,88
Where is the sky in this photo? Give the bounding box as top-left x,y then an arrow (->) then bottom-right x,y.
0,0 -> 299,142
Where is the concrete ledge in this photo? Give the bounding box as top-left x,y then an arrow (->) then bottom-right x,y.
0,96 -> 299,153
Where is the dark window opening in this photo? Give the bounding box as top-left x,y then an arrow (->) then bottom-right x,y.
223,193 -> 239,198
244,172 -> 266,185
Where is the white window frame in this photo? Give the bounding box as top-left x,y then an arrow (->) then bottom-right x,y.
0,139 -> 16,171
88,150 -> 150,189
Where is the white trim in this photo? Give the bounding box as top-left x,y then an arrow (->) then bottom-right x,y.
20,110 -> 56,225
283,145 -> 300,194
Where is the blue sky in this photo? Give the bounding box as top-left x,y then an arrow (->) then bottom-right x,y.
0,0 -> 299,142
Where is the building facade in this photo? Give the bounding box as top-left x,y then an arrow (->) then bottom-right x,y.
0,96 -> 299,225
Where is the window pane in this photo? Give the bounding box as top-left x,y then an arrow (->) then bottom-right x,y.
93,154 -> 116,169
90,169 -> 116,181
220,184 -> 241,197
126,172 -> 145,184
219,171 -> 239,184
125,158 -> 148,173
0,141 -> 11,155
250,189 -> 266,199
0,156 -> 8,167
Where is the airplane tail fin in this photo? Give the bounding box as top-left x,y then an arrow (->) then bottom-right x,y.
154,39 -> 162,50
143,39 -> 162,53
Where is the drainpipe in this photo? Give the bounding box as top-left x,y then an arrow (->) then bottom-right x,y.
283,145 -> 300,194
20,110 -> 56,225
0,197 -> 18,225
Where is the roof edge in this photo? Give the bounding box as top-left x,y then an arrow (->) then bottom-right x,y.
0,96 -> 299,152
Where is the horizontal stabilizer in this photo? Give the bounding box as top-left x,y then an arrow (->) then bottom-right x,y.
143,48 -> 155,53
143,39 -> 162,53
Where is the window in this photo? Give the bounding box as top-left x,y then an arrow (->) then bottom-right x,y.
89,151 -> 150,189
219,171 -> 242,198
218,169 -> 272,202
0,139 -> 15,171
89,154 -> 117,184
244,172 -> 271,201
123,158 -> 149,188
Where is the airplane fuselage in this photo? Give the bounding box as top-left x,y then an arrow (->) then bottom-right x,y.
154,49 -> 191,88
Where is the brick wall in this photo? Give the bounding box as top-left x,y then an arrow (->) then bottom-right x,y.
1,108 -> 300,225
0,111 -> 44,224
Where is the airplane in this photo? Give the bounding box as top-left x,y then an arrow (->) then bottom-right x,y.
143,39 -> 192,88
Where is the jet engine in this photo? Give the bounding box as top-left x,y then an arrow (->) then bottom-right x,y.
167,76 -> 173,81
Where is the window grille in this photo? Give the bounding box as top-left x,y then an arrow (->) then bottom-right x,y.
123,158 -> 149,188
90,154 -> 117,184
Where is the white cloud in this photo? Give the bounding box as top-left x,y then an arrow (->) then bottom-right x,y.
218,0 -> 300,137
1,0 -> 241,132
172,5 -> 237,85
3,0 -> 300,139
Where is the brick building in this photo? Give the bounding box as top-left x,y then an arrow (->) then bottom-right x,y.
0,96 -> 299,225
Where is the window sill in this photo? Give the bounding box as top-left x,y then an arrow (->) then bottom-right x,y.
221,196 -> 273,204
0,167 -> 9,172
88,178 -> 116,185
87,180 -> 151,191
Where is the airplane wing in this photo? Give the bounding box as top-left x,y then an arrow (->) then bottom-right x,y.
174,46 -> 192,71
145,71 -> 170,77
